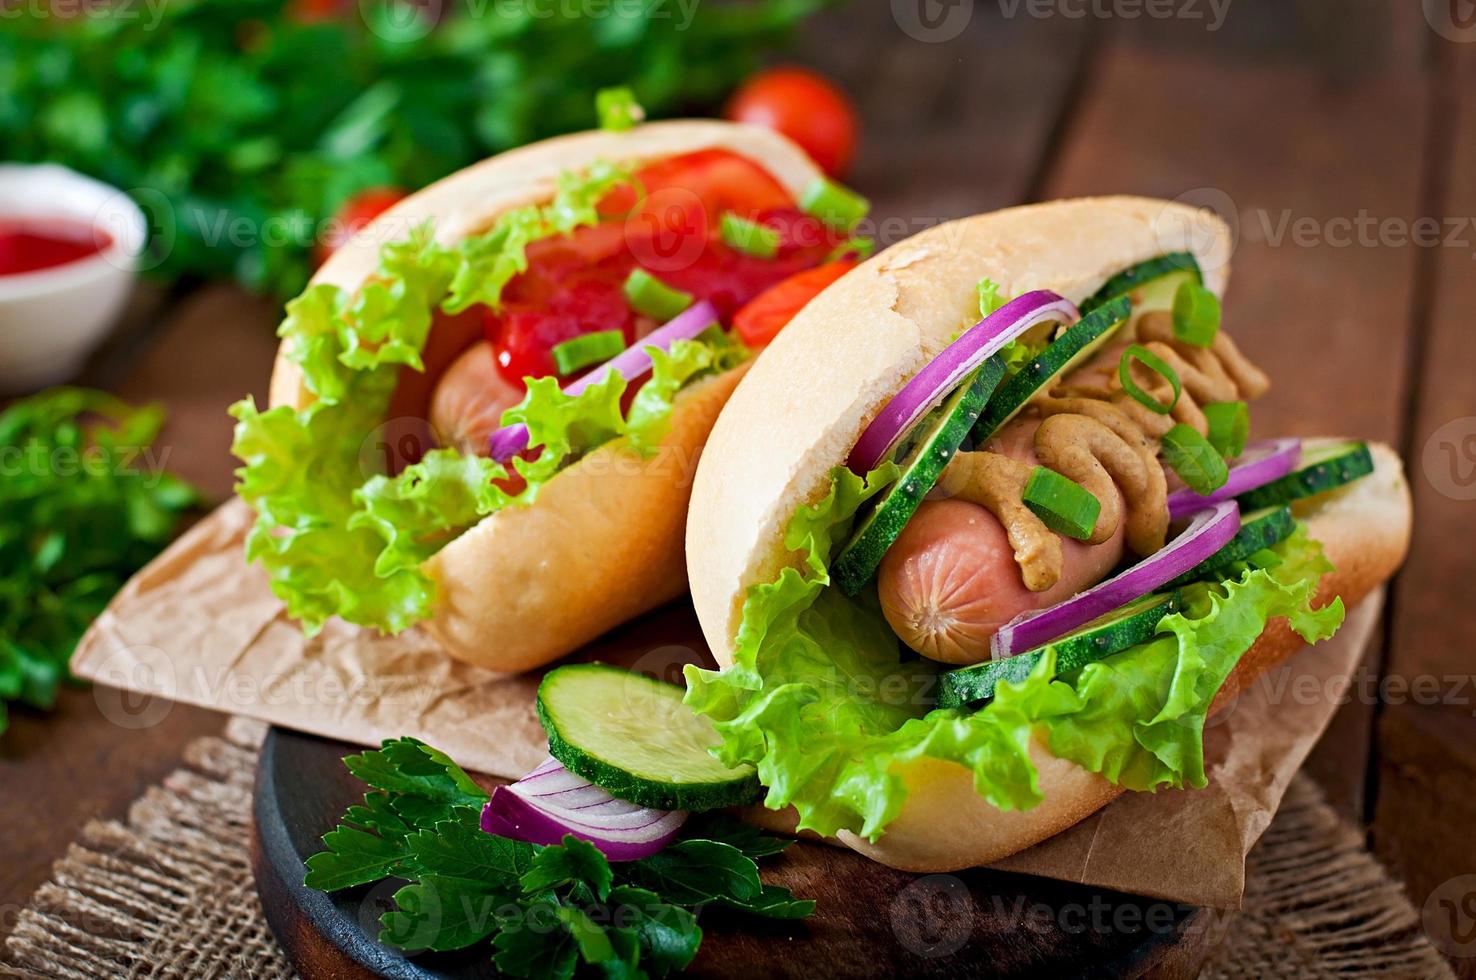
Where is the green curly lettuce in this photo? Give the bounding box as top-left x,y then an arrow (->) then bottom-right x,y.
626,331 -> 749,454
684,469 -> 1346,841
230,162 -> 743,636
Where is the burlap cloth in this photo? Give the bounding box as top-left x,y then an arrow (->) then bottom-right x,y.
0,718 -> 1454,980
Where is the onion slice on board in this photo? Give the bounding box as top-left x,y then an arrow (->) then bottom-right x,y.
488,300 -> 721,462
848,291 -> 1080,473
480,756 -> 687,861
1165,438 -> 1301,520
991,499 -> 1242,659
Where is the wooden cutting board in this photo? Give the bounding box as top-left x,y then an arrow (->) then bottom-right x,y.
251,726 -> 1225,978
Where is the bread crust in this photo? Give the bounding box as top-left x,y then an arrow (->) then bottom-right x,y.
264,121 -> 822,671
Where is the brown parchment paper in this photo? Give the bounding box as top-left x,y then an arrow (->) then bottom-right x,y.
71,498 -> 1379,910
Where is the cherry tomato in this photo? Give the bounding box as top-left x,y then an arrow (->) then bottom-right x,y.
732,259 -> 856,349
725,67 -> 859,178
316,187 -> 407,266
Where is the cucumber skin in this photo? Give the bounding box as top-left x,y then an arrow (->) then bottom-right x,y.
937,593 -> 1180,709
536,673 -> 761,813
1164,506 -> 1294,589
970,296 -> 1131,444
1236,443 -> 1375,510
834,359 -> 1005,597
1081,252 -> 1203,313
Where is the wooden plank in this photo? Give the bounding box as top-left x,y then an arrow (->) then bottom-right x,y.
800,2 -> 1095,235
1373,40 -> 1476,973
1038,22 -> 1430,819
0,284 -> 280,929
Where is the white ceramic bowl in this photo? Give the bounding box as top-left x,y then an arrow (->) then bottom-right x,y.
0,165 -> 147,394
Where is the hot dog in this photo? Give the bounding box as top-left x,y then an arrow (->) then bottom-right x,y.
233,116 -> 873,672
877,310 -> 1272,664
682,197 -> 1412,873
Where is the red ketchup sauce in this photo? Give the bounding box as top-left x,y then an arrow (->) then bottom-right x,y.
0,219 -> 111,276
485,150 -> 848,386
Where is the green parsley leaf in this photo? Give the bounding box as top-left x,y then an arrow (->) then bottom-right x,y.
309,739 -> 814,977
0,388 -> 198,738
343,737 -> 490,807
520,835 -> 614,902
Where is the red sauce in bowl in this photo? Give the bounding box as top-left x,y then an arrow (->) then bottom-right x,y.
0,219 -> 112,277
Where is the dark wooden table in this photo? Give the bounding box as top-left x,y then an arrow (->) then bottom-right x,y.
4,1 -> 1475,973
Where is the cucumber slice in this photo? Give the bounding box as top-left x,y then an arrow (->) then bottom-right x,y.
1164,505 -> 1295,588
1081,252 -> 1204,315
536,663 -> 759,811
834,359 -> 1007,597
1236,441 -> 1375,510
970,296 -> 1132,443
937,592 -> 1181,709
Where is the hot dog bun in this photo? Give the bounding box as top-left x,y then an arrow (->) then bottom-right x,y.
689,197 -> 1236,664
685,198 -> 1413,870
267,121 -> 824,672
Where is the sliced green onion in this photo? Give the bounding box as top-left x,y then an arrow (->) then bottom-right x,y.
799,176 -> 870,231
825,236 -> 875,263
595,86 -> 644,132
1119,344 -> 1182,415
977,277 -> 1006,318
1161,423 -> 1230,495
623,268 -> 693,321
1204,401 -> 1249,459
1172,281 -> 1221,347
551,330 -> 626,376
1023,466 -> 1101,541
720,212 -> 780,259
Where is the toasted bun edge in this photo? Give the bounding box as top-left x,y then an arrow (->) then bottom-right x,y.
261,121 -> 822,669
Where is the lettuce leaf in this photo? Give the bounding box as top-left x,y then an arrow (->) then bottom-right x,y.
626,331 -> 748,455
685,469 -> 1345,841
230,160 -> 735,636
502,371 -> 630,492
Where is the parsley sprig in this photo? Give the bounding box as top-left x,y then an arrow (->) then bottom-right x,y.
0,388 -> 199,735
308,737 -> 815,978
0,0 -> 830,297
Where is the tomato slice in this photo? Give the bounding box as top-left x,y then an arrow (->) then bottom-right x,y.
733,259 -> 856,349
486,151 -> 842,386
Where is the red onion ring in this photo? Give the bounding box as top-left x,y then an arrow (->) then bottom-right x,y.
480,756 -> 687,861
848,291 -> 1079,473
1166,438 -> 1301,520
991,500 -> 1242,659
488,300 -> 721,462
